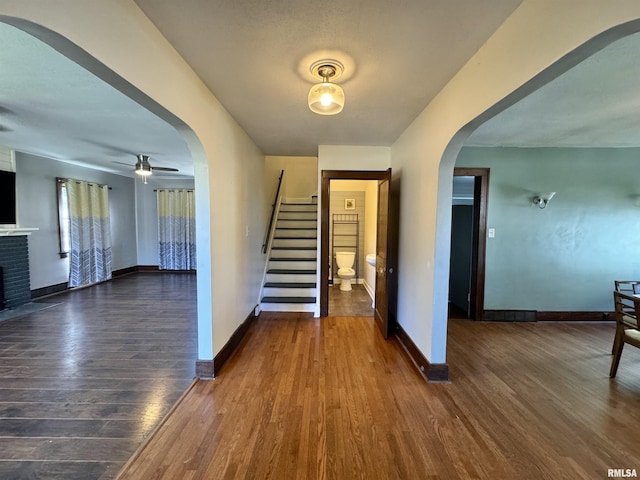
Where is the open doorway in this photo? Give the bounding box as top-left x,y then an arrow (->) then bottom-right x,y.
450,168 -> 489,320
320,169 -> 395,338
327,179 -> 378,317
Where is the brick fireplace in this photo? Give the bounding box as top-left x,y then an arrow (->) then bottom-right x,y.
0,235 -> 31,310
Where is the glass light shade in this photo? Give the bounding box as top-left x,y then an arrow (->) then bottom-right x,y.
308,82 -> 345,115
135,166 -> 152,176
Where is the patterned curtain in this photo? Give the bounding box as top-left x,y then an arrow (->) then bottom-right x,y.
65,179 -> 112,287
157,189 -> 196,270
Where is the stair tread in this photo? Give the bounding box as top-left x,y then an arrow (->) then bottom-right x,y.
270,257 -> 315,261
276,227 -> 317,230
264,282 -> 316,288
281,203 -> 317,206
279,210 -> 318,213
274,236 -> 317,240
261,296 -> 316,304
267,269 -> 316,274
272,246 -> 317,250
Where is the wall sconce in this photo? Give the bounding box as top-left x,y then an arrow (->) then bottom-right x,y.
533,192 -> 556,209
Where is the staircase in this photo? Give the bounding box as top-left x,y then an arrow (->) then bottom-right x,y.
260,197 -> 317,312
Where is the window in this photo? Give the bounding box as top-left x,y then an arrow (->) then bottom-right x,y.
56,179 -> 70,257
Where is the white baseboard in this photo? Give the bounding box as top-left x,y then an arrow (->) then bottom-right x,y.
363,279 -> 375,308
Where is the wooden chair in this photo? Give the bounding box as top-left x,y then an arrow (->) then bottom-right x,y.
610,290 -> 640,378
612,281 -> 640,353
615,280 -> 640,296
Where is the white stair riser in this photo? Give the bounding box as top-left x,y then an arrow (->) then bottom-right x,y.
269,260 -> 316,270
280,205 -> 317,212
278,212 -> 318,220
266,273 -> 316,283
276,220 -> 317,229
270,249 -> 317,259
272,238 -> 317,248
263,287 -> 316,297
260,303 -> 316,312
274,229 -> 316,238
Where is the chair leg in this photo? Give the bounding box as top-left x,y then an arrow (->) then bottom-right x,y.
612,331 -> 620,355
610,329 -> 625,378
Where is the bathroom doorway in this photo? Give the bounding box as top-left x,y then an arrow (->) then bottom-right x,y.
327,179 -> 378,318
320,169 -> 396,338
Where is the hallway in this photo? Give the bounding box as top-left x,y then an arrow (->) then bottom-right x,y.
3,272 -> 640,479
119,309 -> 640,479
0,273 -> 197,479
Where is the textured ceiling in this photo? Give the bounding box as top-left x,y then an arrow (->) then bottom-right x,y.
133,0 -> 522,156
2,2 -> 640,182
466,31 -> 640,148
0,23 -> 193,177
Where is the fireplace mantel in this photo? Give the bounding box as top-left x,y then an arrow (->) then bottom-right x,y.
0,227 -> 38,236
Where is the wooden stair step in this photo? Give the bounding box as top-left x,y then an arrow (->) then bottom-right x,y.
269,258 -> 315,262
276,227 -> 317,230
274,236 -> 317,240
261,296 -> 316,304
264,282 -> 316,288
279,210 -> 318,213
271,246 -> 317,250
267,269 -> 316,274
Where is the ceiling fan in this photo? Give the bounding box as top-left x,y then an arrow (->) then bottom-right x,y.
119,154 -> 179,184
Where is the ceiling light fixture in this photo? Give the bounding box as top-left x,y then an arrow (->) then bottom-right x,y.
533,192 -> 556,209
308,60 -> 345,115
135,154 -> 153,184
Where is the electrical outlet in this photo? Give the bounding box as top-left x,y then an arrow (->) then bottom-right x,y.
488,228 -> 495,238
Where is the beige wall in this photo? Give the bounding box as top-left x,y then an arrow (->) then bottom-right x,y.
265,155 -> 317,201
363,181 -> 378,300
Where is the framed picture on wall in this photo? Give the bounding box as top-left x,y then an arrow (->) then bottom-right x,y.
344,198 -> 355,210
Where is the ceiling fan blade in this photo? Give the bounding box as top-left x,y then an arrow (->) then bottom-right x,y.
113,161 -> 134,166
151,166 -> 179,172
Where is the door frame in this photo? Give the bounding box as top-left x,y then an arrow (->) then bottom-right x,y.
320,169 -> 391,317
453,167 -> 489,320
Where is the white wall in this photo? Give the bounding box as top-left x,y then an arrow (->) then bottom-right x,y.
135,177 -> 195,266
15,151 -> 136,289
391,1 -> 640,365
0,2 -> 267,364
318,146 -> 391,172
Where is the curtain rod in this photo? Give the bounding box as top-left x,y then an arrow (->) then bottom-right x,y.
56,177 -> 112,190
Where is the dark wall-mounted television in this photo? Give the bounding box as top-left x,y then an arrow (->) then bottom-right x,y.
0,170 -> 16,225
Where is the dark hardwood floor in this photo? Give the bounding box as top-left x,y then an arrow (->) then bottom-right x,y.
0,273 -> 197,480
118,309 -> 640,479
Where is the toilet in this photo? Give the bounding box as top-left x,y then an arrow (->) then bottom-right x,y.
335,251 -> 356,291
